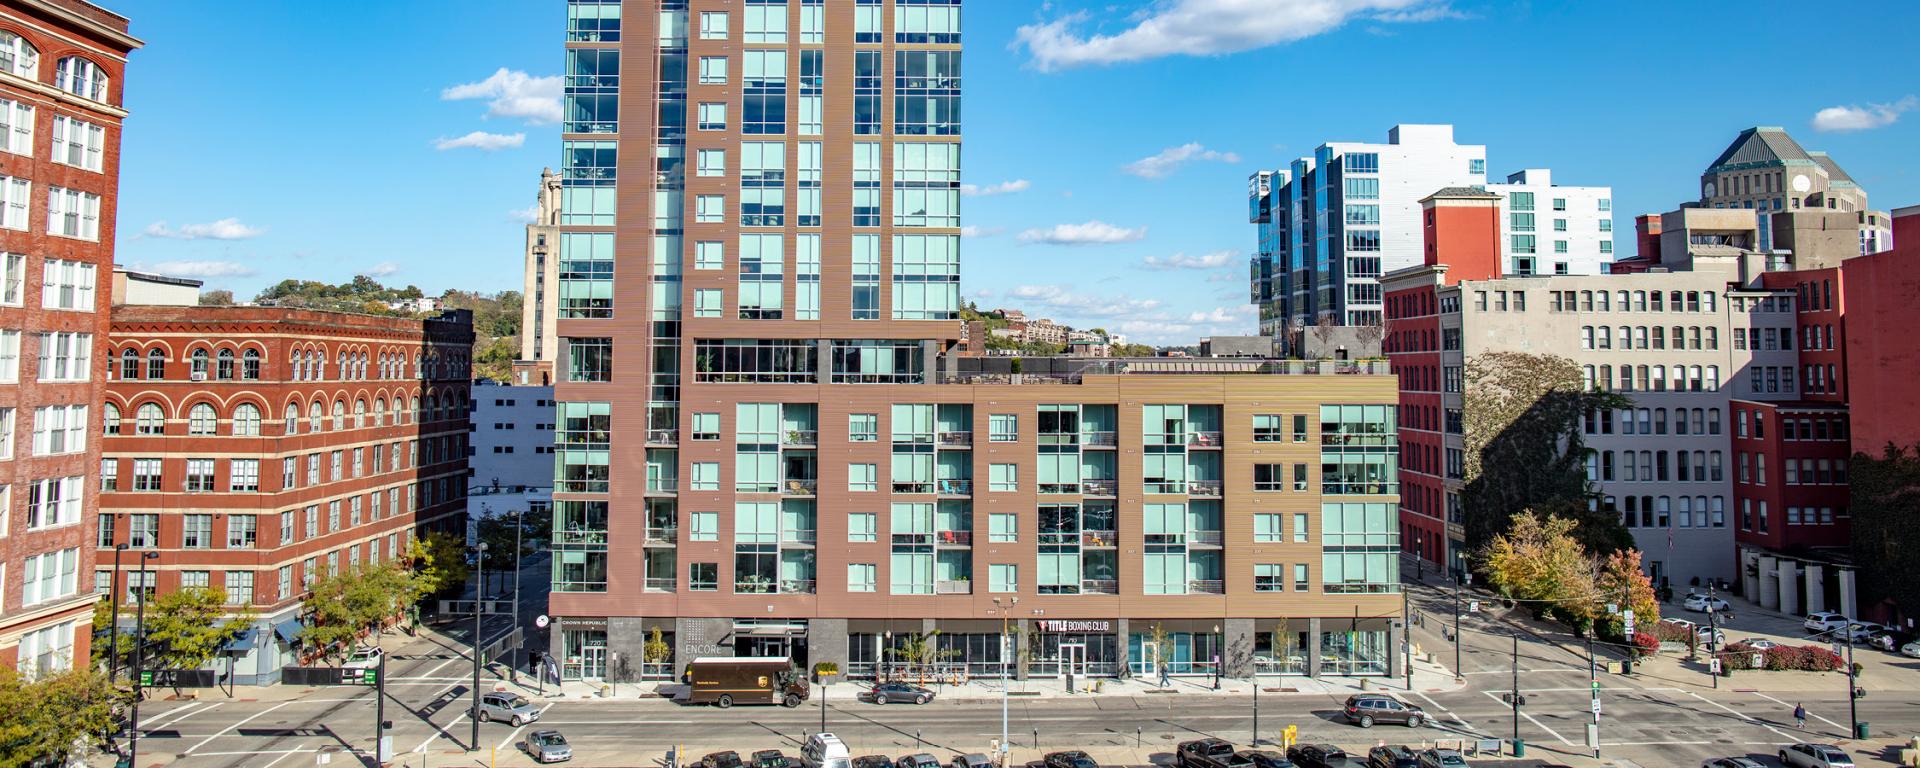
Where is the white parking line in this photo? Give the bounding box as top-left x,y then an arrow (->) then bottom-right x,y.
1684,690 -> 1795,741
496,702 -> 558,752
142,701 -> 209,728
1746,691 -> 1847,731
1411,691 -> 1474,731
186,701 -> 297,755
1478,690 -> 1572,746
414,712 -> 469,754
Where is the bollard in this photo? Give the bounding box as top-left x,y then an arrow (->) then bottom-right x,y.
1136,727 -> 1143,748
1033,728 -> 1039,750
917,730 -> 923,750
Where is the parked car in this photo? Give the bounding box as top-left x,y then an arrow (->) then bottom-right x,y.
1178,739 -> 1236,768
521,730 -> 571,764
1366,745 -> 1419,768
1683,594 -> 1731,613
869,682 -> 935,705
893,754 -> 938,768
1842,622 -> 1885,644
851,756 -> 892,768
1779,743 -> 1855,768
1286,745 -> 1353,768
755,750 -> 796,768
702,752 -> 746,768
1805,612 -> 1851,634
804,734 -> 851,768
1701,758 -> 1765,768
1900,640 -> 1920,658
1043,752 -> 1098,768
1735,638 -> 1778,651
1660,618 -> 1726,646
342,646 -> 383,669
1236,751 -> 1296,768
950,754 -> 992,768
1415,750 -> 1467,768
1342,694 -> 1425,728
1866,628 -> 1905,652
473,692 -> 542,726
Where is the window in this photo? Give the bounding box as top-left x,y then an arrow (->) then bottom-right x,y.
1255,564 -> 1284,592
849,413 -> 878,442
21,549 -> 79,607
55,57 -> 108,102
989,463 -> 1018,492
1254,464 -> 1286,492
50,115 -> 104,172
230,459 -> 259,492
699,56 -> 728,84
47,187 -> 101,240
1,255 -> 22,307
30,404 -> 85,456
16,621 -> 75,675
1253,414 -> 1284,442
690,462 -> 719,491
699,10 -> 728,38
690,511 -> 718,542
128,514 -> 158,548
989,564 -> 1018,593
0,176 -> 27,230
1254,513 -> 1282,542
0,32 -> 37,79
696,194 -> 724,223
691,412 -> 720,441
39,259 -> 96,310
25,476 -> 81,529
182,514 -> 212,548
225,571 -> 254,605
849,463 -> 878,492
132,459 -> 162,491
697,102 -> 727,131
989,513 -> 1017,543
1293,513 -> 1310,542
694,289 -> 722,318
848,563 -> 877,593
99,459 -> 116,491
0,99 -> 29,157
989,414 -> 1018,442
36,332 -> 92,382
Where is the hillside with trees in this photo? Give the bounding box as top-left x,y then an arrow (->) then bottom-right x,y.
250,277 -> 523,383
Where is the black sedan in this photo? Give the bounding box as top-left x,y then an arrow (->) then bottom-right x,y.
868,682 -> 935,705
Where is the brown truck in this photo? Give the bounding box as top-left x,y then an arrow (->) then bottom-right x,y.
682,657 -> 809,708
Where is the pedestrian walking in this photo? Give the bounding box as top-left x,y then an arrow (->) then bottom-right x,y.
1158,662 -> 1171,689
1793,702 -> 1808,729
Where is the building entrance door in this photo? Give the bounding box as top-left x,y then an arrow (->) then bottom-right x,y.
1060,643 -> 1086,677
581,646 -> 607,679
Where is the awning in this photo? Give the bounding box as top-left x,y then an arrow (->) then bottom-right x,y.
223,629 -> 258,653
273,618 -> 305,645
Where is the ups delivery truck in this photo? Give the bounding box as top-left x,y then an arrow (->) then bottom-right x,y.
682,657 -> 810,708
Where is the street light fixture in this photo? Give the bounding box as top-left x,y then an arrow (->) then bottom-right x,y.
470,542 -> 488,752
1415,535 -> 1424,581
108,543 -> 129,682
128,551 -> 159,768
992,596 -> 1018,759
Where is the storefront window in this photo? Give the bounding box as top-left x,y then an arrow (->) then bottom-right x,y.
1127,630 -> 1223,675
1319,626 -> 1388,676
560,626 -> 608,680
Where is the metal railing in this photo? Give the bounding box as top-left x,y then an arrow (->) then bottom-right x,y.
937,530 -> 972,545
1038,482 -> 1080,495
892,482 -> 934,494
643,578 -> 675,592
782,528 -> 817,544
937,479 -> 973,495
555,580 -> 608,593
938,431 -> 973,447
644,481 -> 677,494
1082,431 -> 1117,447
647,429 -> 678,444
554,530 -> 608,547
735,580 -> 777,594
784,430 -> 817,446
1081,529 -> 1118,547
1082,479 -> 1118,496
935,579 -> 972,595
1190,480 -> 1223,497
784,479 -> 818,495
1188,431 -> 1223,447
645,527 -> 677,544
780,578 -> 817,594
1190,530 -> 1224,546
1188,579 -> 1225,594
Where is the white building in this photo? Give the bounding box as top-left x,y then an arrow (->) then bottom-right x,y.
471,380 -> 555,492
1485,169 -> 1616,276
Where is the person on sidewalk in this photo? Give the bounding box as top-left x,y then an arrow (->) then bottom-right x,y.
1793,702 -> 1808,729
1158,662 -> 1170,689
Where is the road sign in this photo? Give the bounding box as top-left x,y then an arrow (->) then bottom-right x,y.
1623,609 -> 1635,623
1709,658 -> 1722,674
1606,603 -> 1618,615
1591,681 -> 1601,691
1590,698 -> 1602,715
535,614 -> 550,629
1752,653 -> 1764,667
139,671 -> 153,687
1469,601 -> 1480,613
345,668 -> 379,686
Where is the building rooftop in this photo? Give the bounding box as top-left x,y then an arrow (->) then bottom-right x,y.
1423,187 -> 1501,201
1706,126 -> 1814,170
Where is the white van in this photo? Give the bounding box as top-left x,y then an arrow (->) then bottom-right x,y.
803,733 -> 850,768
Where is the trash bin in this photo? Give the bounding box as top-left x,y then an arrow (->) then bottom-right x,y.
1512,739 -> 1526,758
1855,722 -> 1871,740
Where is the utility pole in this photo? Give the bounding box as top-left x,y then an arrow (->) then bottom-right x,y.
375,649 -> 389,763
1510,634 -> 1520,753
1452,573 -> 1467,680
1705,596 -> 1721,690
108,543 -> 127,683
1845,624 -> 1860,738
1402,590 -> 1412,690
992,596 -> 1017,758
129,551 -> 158,767
513,509 -> 524,676
1587,635 -> 1600,759
1251,667 -> 1261,746
470,542 -> 488,752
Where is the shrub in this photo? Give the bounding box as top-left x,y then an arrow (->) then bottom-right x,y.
1760,645 -> 1843,672
1650,621 -> 1695,644
1629,632 -> 1661,659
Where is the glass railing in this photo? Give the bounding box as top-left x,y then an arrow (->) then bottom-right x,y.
1188,431 -> 1223,447
784,430 -> 817,446
1038,482 -> 1080,494
1082,431 -> 1117,447
1188,579 -> 1225,594
892,482 -> 934,494
1190,480 -> 1223,497
1081,529 -> 1118,547
937,479 -> 973,495
1191,530 -> 1224,545
1082,579 -> 1119,594
936,530 -> 972,545
783,479 -> 817,495
643,578 -> 675,592
735,580 -> 777,594
938,431 -> 972,447
780,578 -> 817,594
554,530 -> 608,547
782,529 -> 817,544
644,527 -> 677,544
557,579 -> 608,593
935,579 -> 972,594
647,429 -> 678,444
1082,479 -> 1118,496
643,480 -> 677,494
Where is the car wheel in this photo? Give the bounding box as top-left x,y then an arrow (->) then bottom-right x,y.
784,694 -> 802,708
875,695 -> 887,705
477,710 -> 492,723
916,695 -> 929,705
512,715 -> 525,727
717,694 -> 733,709
1358,714 -> 1373,728
1779,753 -> 1789,766
1405,714 -> 1422,728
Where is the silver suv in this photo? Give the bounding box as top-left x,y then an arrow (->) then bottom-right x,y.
474,692 -> 542,726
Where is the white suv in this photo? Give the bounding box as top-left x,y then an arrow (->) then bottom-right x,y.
1804,612 -> 1850,634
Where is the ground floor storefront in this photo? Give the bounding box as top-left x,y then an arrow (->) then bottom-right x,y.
547,615 -> 1402,682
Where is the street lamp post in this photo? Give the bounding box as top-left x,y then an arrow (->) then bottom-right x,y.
1415,536 -> 1424,582
992,597 -> 1017,758
470,542 -> 488,752
1212,624 -> 1221,690
1704,587 -> 1721,691
1452,572 -> 1468,680
512,509 -> 524,676
128,551 -> 159,767
1845,623 -> 1860,738
1510,633 -> 1520,753
108,543 -> 128,682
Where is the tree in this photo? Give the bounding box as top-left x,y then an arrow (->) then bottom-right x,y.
0,668 -> 120,768
1480,511 -> 1599,630
198,289 -> 235,306
1459,352 -> 1633,552
1310,315 -> 1338,355
1851,443 -> 1920,621
643,628 -> 672,672
408,531 -> 471,599
300,563 -> 417,661
885,631 -> 957,682
142,587 -> 255,675
1594,549 -> 1660,639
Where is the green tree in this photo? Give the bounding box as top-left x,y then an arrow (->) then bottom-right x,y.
643,627 -> 672,669
197,289 -> 235,306
1851,443 -> 1920,618
142,587 -> 255,674
0,667 -> 121,768
885,631 -> 957,681
1480,511 -> 1599,630
300,563 -> 417,661
408,531 -> 471,599
475,507 -> 548,593
1459,352 -> 1633,552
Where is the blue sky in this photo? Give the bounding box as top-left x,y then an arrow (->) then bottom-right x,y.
110,0 -> 1920,344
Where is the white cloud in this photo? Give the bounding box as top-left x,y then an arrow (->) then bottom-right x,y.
442,68 -> 562,124
1017,220 -> 1148,245
1186,305 -> 1256,324
1009,284 -> 1164,318
961,179 -> 1031,196
508,204 -> 541,224
363,262 -> 401,278
1124,143 -> 1241,179
960,225 -> 1005,238
1143,250 -> 1237,270
433,131 -> 526,151
1371,4 -> 1472,22
1014,0 -> 1453,71
144,260 -> 256,278
143,218 -> 266,240
1811,96 -> 1918,133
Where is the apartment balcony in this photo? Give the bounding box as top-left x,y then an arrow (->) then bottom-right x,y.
644,578 -> 676,593
736,580 -> 777,595
1188,579 -> 1226,595
1082,479 -> 1118,497
782,529 -> 817,544
1082,579 -> 1119,594
1082,431 -> 1118,448
1188,431 -> 1224,448
1038,482 -> 1080,495
645,527 -> 678,545
1190,480 -> 1223,497
1190,530 -> 1224,546
554,530 -> 608,547
892,481 -> 934,494
937,479 -> 973,496
647,429 -> 678,445
783,479 -> 817,496
784,430 -> 817,447
935,579 -> 972,595
938,431 -> 973,447
644,481 -> 678,496
936,530 -> 973,546
1081,530 -> 1118,548
780,579 -> 817,594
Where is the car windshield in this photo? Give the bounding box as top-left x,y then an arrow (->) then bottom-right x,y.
534,733 -> 567,747
503,696 -> 529,708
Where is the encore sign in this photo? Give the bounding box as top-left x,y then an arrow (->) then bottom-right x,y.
1037,620 -> 1111,633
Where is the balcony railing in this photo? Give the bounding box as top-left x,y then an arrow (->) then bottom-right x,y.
892,482 -> 934,494
784,479 -> 817,496
645,527 -> 677,545
1082,579 -> 1119,594
937,530 -> 972,546
1038,482 -> 1079,495
555,580 -> 608,593
784,430 -> 817,446
644,481 -> 677,494
1144,481 -> 1186,495
780,578 -> 817,594
554,529 -> 608,547
1191,530 -> 1224,546
937,479 -> 973,496
1081,529 -> 1118,547
1082,431 -> 1118,447
643,578 -> 675,592
782,528 -> 817,544
935,579 -> 972,595
736,580 -> 777,594
1188,431 -> 1223,448
1190,480 -> 1223,497
1082,479 -> 1118,496
1188,579 -> 1225,594
647,429 -> 678,445
938,431 -> 972,447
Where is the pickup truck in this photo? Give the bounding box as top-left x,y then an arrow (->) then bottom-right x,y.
1179,740 -> 1251,768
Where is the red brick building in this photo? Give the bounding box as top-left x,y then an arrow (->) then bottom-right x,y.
1843,206 -> 1920,455
0,0 -> 139,674
101,277 -> 473,683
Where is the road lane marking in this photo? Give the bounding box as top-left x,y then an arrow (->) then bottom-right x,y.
414,711 -> 469,753
1411,691 -> 1475,731
1746,691 -> 1847,732
1683,690 -> 1795,741
496,702 -> 558,752
186,701 -> 297,755
1477,690 -> 1572,746
143,701 -> 210,728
